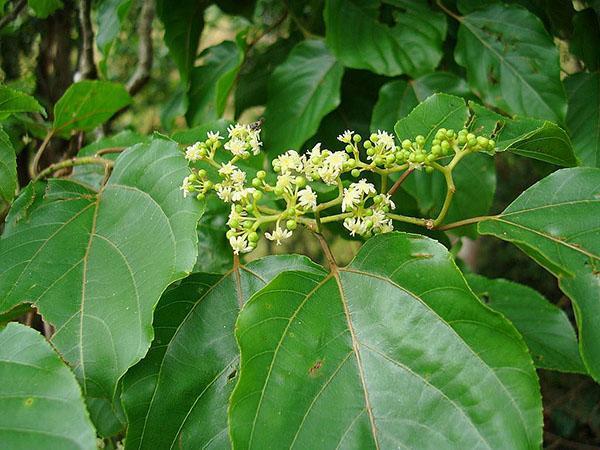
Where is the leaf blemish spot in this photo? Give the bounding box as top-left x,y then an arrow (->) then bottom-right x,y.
309,360 -> 323,377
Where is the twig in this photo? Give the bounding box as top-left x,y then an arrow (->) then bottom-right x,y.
313,232 -> 337,270
95,147 -> 125,157
77,0 -> 97,80
434,215 -> 496,231
34,156 -> 114,181
387,168 -> 414,197
29,131 -> 54,179
0,0 -> 27,30
126,0 -> 154,96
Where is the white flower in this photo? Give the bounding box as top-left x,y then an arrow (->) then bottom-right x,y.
226,138 -> 248,156
376,130 -> 396,151
265,225 -> 292,245
337,130 -> 354,144
379,193 -> 396,211
354,179 -> 376,196
230,169 -> 246,186
180,175 -> 194,198
207,131 -> 223,141
231,187 -> 256,203
219,162 -> 237,176
297,186 -> 317,211
342,186 -> 362,212
216,185 -> 234,202
249,136 -> 262,155
185,142 -> 203,161
318,151 -> 347,185
276,174 -> 295,192
275,150 -> 303,175
229,235 -> 252,254
343,217 -> 368,236
307,143 -> 322,159
225,123 -> 262,157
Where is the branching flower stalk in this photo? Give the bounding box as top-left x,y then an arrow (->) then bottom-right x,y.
181,123 -> 496,254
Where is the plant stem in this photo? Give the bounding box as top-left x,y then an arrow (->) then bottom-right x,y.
313,231 -> 337,270
436,0 -> 462,21
95,147 -> 125,157
387,168 -> 414,197
316,178 -> 344,212
387,213 -> 433,228
433,167 -> 455,227
320,212 -> 352,223
434,215 -> 495,231
34,156 -> 114,181
29,130 -> 54,178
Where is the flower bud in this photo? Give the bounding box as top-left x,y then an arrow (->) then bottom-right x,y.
351,169 -> 360,177
286,219 -> 297,230
257,170 -> 266,179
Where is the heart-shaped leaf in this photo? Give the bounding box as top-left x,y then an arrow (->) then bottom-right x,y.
229,232 -> 541,449
0,138 -> 203,412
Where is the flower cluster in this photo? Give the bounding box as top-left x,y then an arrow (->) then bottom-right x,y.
181,122 -> 495,255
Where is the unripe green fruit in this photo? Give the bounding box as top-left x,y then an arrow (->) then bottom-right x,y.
365,219 -> 374,228
345,144 -> 354,153
370,133 -> 379,142
257,170 -> 266,179
373,195 -> 382,204
467,133 -> 476,141
351,169 -> 360,177
286,219 -> 297,230
382,206 -> 389,213
427,154 -> 436,162
273,165 -> 281,173
477,136 -> 488,146
248,232 -> 259,243
364,140 -> 372,149
416,135 -> 425,145
415,154 -> 425,163
353,134 -> 362,143
395,151 -> 404,161
374,156 -> 384,165
186,185 -> 195,192
246,204 -> 254,213
198,148 -> 207,157
365,209 -> 373,216
432,139 -> 440,146
366,148 -> 375,156
296,176 -> 306,188
432,145 -> 441,155
386,154 -> 395,164
468,138 -> 477,147
402,139 -> 412,149
252,178 -> 262,188
346,158 -> 356,168
441,141 -> 450,151
446,129 -> 455,138
409,153 -> 416,162
198,169 -> 207,178
457,135 -> 467,145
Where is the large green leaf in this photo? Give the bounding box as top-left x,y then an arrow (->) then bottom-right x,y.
156,0 -> 208,86
393,94 -> 496,236
262,40 -> 343,155
53,81 -> 132,137
122,256 -> 325,450
0,126 -> 16,203
0,322 -> 96,450
468,102 -> 577,167
230,232 -> 542,449
565,72 -> 600,167
0,139 -> 203,411
455,3 -> 566,122
479,167 -> 600,381
186,40 -> 244,126
371,73 -> 472,132
570,8 -> 600,71
324,0 -> 446,77
0,85 -> 45,118
466,274 -> 585,373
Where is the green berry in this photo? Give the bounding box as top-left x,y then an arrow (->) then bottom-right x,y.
257,170 -> 266,179
353,134 -> 362,143
229,218 -> 239,228
427,154 -> 436,162
415,135 -> 425,145
385,154 -> 396,165
295,176 -> 306,188
441,141 -> 450,151
364,140 -> 372,149
446,129 -> 455,138
468,138 -> 477,147
477,136 -> 489,147
248,232 -> 259,243
286,219 -> 297,230
246,204 -> 254,213
374,156 -> 384,165
402,139 -> 412,150
432,139 -> 440,146
415,153 -> 425,163
351,169 -> 360,177
467,133 -> 476,141
345,144 -> 354,153
431,144 -> 442,156
366,148 -> 375,156
273,165 -> 281,173
365,209 -> 373,216
252,178 -> 262,188
457,135 -> 467,145
370,133 -> 378,142
198,169 -> 207,178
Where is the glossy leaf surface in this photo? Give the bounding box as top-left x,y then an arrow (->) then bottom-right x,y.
479,168 -> 600,381
0,322 -> 96,450
230,232 -> 542,449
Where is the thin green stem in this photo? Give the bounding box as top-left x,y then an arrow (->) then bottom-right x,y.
29,130 -> 54,178
320,212 -> 352,223
433,166 -> 455,227
387,213 -> 433,228
316,178 -> 344,212
34,156 -> 114,182
434,215 -> 495,231
380,174 -> 388,193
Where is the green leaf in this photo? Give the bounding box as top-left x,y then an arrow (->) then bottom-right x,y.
122,256 -> 325,450
27,0 -> 63,18
95,0 -> 133,74
466,274 -> 586,373
0,126 -> 17,203
570,8 -> 600,71
0,85 -> 45,117
324,0 -> 446,77
263,40 -> 344,155
455,3 -> 566,122
479,167 -> 600,381
565,72 -> 600,167
0,139 -> 203,413
392,94 -> 496,236
53,81 -> 132,137
371,73 -> 472,131
0,322 -> 96,450
230,232 -> 542,448
468,102 -> 577,166
170,119 -> 232,146
156,0 -> 208,86
186,40 -> 244,126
